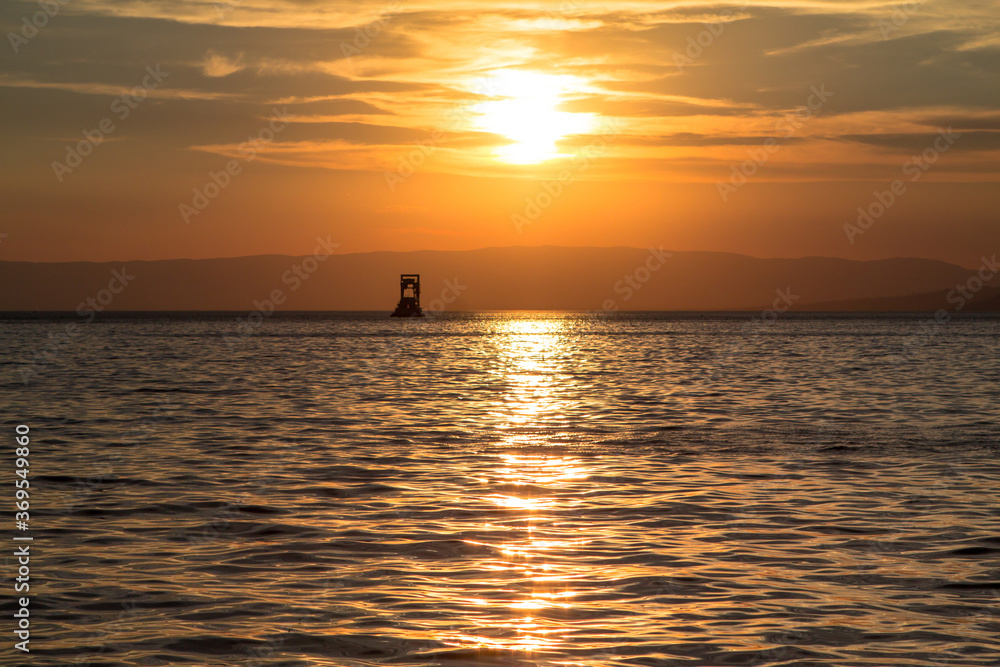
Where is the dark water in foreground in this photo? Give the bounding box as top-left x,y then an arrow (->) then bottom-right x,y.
2,313 -> 999,666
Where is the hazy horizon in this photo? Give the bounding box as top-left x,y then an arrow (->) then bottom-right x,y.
3,243 -> 994,271
4,245 -> 998,312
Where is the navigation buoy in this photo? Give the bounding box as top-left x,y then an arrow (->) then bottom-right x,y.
391,274 -> 425,317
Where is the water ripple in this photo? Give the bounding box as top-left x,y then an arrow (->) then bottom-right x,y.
2,314 -> 999,665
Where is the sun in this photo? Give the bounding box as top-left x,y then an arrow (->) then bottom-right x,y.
472,70 -> 594,164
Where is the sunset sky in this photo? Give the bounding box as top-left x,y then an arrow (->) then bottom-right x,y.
2,0 -> 998,265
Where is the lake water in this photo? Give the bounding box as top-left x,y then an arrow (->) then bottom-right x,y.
2,313 -> 999,666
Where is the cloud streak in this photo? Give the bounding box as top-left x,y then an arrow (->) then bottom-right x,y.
1,0 -> 998,262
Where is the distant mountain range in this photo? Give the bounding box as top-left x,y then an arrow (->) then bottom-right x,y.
798,287 -> 1000,312
1,246 -> 997,312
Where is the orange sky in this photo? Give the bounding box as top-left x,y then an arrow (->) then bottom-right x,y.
2,0 -> 998,266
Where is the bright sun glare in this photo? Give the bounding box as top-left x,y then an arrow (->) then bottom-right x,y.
473,70 -> 594,164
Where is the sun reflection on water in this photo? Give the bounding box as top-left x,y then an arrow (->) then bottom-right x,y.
445,454 -> 590,657
27,314 -> 1000,665
491,317 -> 571,431
442,318 -> 591,657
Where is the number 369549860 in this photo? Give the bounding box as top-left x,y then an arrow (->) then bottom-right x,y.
15,424 -> 29,518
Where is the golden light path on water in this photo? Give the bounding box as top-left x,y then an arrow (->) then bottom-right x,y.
445,317 -> 585,657
17,313 -> 1000,666
402,316 -> 1000,664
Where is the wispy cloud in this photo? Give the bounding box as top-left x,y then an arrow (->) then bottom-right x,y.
1,0 -> 998,262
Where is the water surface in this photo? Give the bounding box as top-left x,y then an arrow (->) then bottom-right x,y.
2,313 -> 999,666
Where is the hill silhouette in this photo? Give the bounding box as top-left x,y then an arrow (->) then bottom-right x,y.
1,246 -> 994,312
